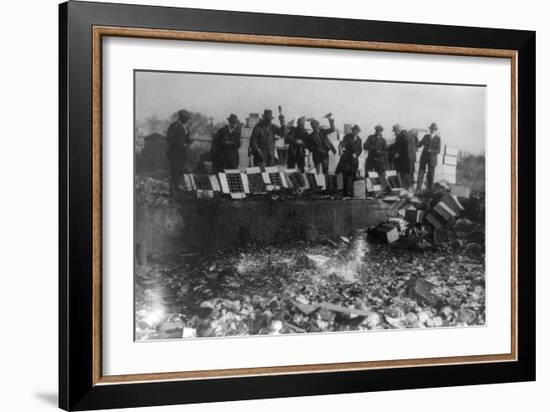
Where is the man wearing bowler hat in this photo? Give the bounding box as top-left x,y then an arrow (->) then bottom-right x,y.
211,114 -> 242,172
336,124 -> 363,197
416,122 -> 441,192
249,109 -> 285,167
364,125 -> 388,176
166,109 -> 193,195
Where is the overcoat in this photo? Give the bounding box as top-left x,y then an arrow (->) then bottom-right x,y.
211,125 -> 241,171
308,119 -> 336,163
335,133 -> 362,174
249,121 -> 285,166
364,134 -> 388,166
394,129 -> 418,173
418,133 -> 441,167
166,120 -> 192,161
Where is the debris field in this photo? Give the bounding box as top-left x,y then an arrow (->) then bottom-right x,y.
135,214 -> 485,340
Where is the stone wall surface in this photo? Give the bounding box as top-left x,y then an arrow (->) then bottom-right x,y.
135,198 -> 396,261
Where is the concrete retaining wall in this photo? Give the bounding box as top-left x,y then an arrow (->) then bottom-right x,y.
135,198 -> 395,262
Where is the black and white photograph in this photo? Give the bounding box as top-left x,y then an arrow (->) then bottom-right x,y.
134,70 -> 487,340
1,0 -> 541,410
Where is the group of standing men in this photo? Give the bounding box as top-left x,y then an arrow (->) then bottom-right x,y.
166,107 -> 442,196
319,121 -> 442,196
244,109 -> 338,175
365,122 -> 442,193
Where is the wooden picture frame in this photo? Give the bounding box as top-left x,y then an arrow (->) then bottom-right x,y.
59,1 -> 535,410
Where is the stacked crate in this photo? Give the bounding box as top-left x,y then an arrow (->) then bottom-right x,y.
414,144 -> 458,185
435,145 -> 458,184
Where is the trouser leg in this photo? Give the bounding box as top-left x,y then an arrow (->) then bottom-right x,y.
253,156 -> 265,168
373,162 -> 386,189
287,154 -> 296,170
427,164 -> 435,190
409,163 -> 416,189
365,160 -> 373,173
417,170 -> 425,193
169,161 -> 182,195
297,156 -> 305,173
322,158 -> 329,175
343,172 -> 353,197
314,162 -> 322,174
374,162 -> 385,179
265,155 -> 275,167
417,165 -> 425,193
399,172 -> 409,189
349,166 -> 358,196
314,157 -> 328,174
228,152 -> 239,169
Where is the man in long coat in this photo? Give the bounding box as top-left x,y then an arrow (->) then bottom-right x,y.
336,124 -> 362,196
364,125 -> 388,176
393,124 -> 418,189
166,109 -> 193,195
285,116 -> 309,172
249,109 -> 285,167
211,114 -> 242,172
308,113 -> 337,174
416,122 -> 442,192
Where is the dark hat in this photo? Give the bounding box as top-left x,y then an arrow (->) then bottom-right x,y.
262,109 -> 274,119
227,113 -> 239,122
177,109 -> 191,120
429,122 -> 438,130
375,125 -> 384,132
352,124 -> 361,132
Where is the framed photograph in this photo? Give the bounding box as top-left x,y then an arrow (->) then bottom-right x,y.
59,1 -> 535,410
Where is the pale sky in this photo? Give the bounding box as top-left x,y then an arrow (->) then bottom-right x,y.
135,71 -> 486,153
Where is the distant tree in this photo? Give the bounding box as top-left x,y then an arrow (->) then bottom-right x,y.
456,151 -> 486,192
188,112 -> 217,139
145,115 -> 169,135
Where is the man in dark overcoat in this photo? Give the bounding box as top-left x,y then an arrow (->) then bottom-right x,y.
308,113 -> 337,174
393,124 -> 418,189
211,114 -> 242,172
336,124 -> 362,196
364,125 -> 388,176
249,109 -> 285,167
285,116 -> 309,172
416,122 -> 442,192
166,109 -> 193,195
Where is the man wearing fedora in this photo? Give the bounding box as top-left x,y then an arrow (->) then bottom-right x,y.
393,123 -> 418,189
308,113 -> 337,174
211,114 -> 242,173
166,109 -> 193,195
336,124 -> 363,197
416,122 -> 441,192
249,109 -> 285,167
284,116 -> 309,172
364,125 -> 388,176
